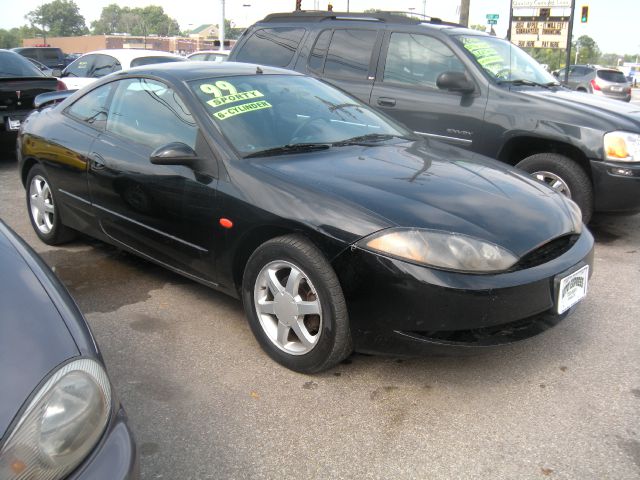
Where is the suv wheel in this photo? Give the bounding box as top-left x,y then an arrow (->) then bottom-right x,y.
516,153 -> 593,223
242,234 -> 352,373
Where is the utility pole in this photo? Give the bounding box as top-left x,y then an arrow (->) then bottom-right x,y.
564,0 -> 576,84
459,0 -> 470,27
219,0 -> 225,51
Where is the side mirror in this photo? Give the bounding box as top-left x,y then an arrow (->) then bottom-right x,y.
150,142 -> 201,168
34,90 -> 76,108
552,71 -> 559,78
436,71 -> 475,94
51,69 -> 62,77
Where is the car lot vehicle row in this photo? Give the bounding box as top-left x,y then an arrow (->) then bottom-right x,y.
555,64 -> 632,102
229,11 -> 640,223
17,61 -> 593,373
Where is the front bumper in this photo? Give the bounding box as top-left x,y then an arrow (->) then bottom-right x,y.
591,160 -> 640,213
69,406 -> 139,480
333,229 -> 594,356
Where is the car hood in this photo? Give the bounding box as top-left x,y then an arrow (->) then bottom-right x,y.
517,87 -> 640,129
253,139 -> 577,257
0,227 -> 78,440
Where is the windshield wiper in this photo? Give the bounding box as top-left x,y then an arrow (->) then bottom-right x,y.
332,133 -> 414,146
498,79 -> 559,89
243,143 -> 331,158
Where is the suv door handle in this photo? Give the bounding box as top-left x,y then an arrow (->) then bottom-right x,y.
377,97 -> 396,107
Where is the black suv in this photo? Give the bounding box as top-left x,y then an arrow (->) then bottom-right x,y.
229,11 -> 640,222
12,47 -> 66,70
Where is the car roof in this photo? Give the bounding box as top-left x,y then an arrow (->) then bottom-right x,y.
258,10 -> 475,31
188,50 -> 230,55
120,60 -> 302,81
78,49 -> 182,62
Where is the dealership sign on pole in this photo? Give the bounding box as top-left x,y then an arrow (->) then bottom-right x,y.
511,16 -> 569,48
512,0 -> 571,7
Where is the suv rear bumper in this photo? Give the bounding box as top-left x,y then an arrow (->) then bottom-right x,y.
591,160 -> 640,213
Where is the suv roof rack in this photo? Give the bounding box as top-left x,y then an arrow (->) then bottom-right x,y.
261,10 -> 462,27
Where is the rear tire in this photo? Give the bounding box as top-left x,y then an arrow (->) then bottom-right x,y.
26,164 -> 76,245
242,234 -> 352,373
516,153 -> 593,223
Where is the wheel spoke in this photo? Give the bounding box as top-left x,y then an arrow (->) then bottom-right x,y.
550,179 -> 563,190
35,209 -> 44,226
266,268 -> 284,295
41,184 -> 51,200
292,319 -> 315,348
257,300 -> 276,316
33,179 -> 43,194
43,202 -> 55,214
297,300 -> 320,316
276,322 -> 290,346
285,267 -> 303,296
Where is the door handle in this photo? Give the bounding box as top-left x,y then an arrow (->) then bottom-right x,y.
377,97 -> 396,107
89,152 -> 106,170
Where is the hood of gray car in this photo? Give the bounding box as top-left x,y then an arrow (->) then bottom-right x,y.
0,229 -> 79,440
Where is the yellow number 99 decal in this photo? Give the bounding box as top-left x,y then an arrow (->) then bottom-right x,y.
200,81 -> 239,98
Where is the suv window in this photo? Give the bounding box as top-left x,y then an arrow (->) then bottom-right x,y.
236,27 -> 306,67
107,78 -> 198,150
597,70 -> 626,83
66,83 -> 114,130
91,54 -> 121,78
41,49 -> 60,62
323,29 -> 377,79
384,33 -> 465,88
308,29 -> 332,72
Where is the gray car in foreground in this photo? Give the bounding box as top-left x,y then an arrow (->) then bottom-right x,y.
0,220 -> 138,479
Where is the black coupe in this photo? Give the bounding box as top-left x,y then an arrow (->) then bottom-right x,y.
17,62 -> 593,373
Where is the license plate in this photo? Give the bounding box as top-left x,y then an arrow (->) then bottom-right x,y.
611,86 -> 623,92
7,118 -> 21,131
556,265 -> 589,314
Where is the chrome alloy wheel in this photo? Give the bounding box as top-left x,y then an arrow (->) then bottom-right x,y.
253,260 -> 323,355
533,170 -> 572,198
29,175 -> 55,235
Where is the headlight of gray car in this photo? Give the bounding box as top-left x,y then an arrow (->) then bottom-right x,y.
359,228 -> 518,273
604,131 -> 640,162
0,358 -> 111,480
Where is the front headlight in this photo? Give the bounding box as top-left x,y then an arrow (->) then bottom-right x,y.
604,131 -> 640,162
360,228 -> 518,273
0,358 -> 111,480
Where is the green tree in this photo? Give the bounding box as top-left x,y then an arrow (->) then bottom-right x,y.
572,35 -> 600,65
26,0 -> 88,37
524,47 -> 566,72
220,19 -> 244,40
91,4 -> 180,36
0,28 -> 23,49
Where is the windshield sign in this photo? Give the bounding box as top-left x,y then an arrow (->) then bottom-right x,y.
189,75 -> 409,156
457,35 -> 556,85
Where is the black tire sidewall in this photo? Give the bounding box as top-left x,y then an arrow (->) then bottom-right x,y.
242,237 -> 348,373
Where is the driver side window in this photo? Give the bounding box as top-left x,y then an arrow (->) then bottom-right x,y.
383,33 -> 465,89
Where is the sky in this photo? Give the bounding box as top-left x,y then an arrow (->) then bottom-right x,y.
0,0 -> 637,55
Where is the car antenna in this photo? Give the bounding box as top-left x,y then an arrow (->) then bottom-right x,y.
256,66 -> 263,74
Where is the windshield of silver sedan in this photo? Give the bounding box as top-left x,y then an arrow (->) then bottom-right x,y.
188,75 -> 411,157
456,35 -> 558,86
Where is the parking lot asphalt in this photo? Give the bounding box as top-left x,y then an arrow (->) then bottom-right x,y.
1,155 -> 639,479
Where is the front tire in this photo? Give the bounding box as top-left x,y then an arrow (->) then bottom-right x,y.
242,235 -> 352,373
26,164 -> 76,245
516,153 -> 593,223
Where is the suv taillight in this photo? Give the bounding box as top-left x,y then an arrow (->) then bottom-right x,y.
590,79 -> 601,91
56,79 -> 67,91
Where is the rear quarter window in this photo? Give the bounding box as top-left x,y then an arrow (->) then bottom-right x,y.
597,70 -> 627,83
235,27 -> 306,67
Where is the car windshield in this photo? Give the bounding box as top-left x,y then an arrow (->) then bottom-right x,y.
455,35 -> 557,85
188,74 -> 411,157
0,51 -> 44,77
